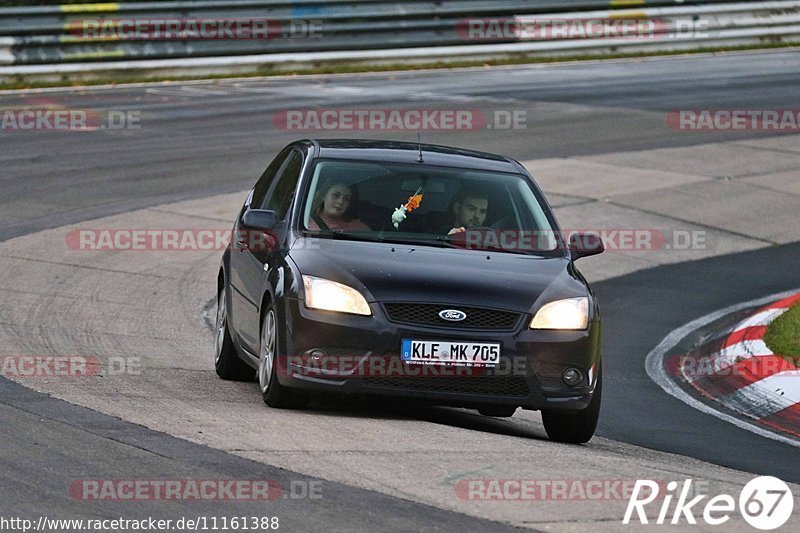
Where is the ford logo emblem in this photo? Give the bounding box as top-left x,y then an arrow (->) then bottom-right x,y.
439,309 -> 467,322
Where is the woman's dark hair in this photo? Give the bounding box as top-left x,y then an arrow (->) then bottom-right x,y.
312,181 -> 359,221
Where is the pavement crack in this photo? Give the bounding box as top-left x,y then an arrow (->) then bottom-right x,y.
520,517 -> 622,525
145,207 -> 232,222
1,255 -> 177,279
0,399 -> 176,461
723,178 -> 800,199
0,287 -> 80,301
549,196 -> 598,208
0,286 -> 154,307
730,141 -> 800,158
0,322 -> 179,341
603,201 -> 778,245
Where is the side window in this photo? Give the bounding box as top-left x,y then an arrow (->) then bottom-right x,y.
263,149 -> 303,220
251,148 -> 291,208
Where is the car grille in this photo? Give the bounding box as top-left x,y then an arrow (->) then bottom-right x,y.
383,303 -> 522,330
364,375 -> 530,397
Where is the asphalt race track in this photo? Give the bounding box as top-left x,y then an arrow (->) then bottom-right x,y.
3,50 -> 800,242
2,50 -> 800,530
597,242 -> 800,483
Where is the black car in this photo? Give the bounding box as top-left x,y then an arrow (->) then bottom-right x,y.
215,139 -> 604,443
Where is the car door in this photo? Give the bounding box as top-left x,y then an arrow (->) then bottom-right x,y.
229,147 -> 304,354
229,147 -> 289,352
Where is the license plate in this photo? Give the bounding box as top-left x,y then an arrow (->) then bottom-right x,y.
401,339 -> 500,366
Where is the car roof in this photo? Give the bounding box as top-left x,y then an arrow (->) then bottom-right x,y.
307,139 -> 523,174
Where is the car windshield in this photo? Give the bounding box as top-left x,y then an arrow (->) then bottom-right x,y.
300,159 -> 561,255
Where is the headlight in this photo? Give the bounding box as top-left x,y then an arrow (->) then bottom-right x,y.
302,275 -> 371,316
530,297 -> 589,330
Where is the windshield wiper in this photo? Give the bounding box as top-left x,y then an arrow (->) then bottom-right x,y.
306,228 -> 546,253
306,228 -> 387,244
379,234 -> 460,249
435,234 -> 541,255
309,228 -> 460,249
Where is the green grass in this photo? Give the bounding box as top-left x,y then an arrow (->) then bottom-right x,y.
1,41 -> 798,91
764,303 -> 800,365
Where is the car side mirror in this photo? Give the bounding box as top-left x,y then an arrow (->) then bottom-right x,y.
569,232 -> 604,260
242,209 -> 278,230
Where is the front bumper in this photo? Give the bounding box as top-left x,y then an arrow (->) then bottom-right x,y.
277,298 -> 601,411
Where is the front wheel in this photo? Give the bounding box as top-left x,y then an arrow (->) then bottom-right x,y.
258,306 -> 309,409
541,369 -> 601,444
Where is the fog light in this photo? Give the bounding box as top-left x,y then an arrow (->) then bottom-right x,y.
562,368 -> 584,387
309,349 -> 327,361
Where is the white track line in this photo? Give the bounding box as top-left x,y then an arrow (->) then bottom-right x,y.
645,288 -> 800,448
735,308 -> 789,330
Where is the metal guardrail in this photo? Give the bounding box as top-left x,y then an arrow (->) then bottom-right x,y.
0,0 -> 798,69
4,1 -> 757,38
0,0 -> 756,17
0,36 -> 12,65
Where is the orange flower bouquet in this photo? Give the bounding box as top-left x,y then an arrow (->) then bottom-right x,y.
391,186 -> 424,229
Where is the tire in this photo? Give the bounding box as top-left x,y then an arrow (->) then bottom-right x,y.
214,288 -> 255,381
478,406 -> 517,417
258,306 -> 310,409
541,369 -> 602,444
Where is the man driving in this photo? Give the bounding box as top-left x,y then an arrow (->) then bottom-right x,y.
446,186 -> 489,235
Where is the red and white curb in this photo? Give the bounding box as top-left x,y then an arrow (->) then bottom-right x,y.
679,293 -> 800,437
646,289 -> 800,448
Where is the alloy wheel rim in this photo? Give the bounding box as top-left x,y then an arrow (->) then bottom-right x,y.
259,310 -> 276,393
214,292 -> 226,365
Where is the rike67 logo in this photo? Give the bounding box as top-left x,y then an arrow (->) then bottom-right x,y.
624,476 -> 794,530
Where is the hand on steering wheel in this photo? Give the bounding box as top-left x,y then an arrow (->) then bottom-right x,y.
448,225 -> 495,236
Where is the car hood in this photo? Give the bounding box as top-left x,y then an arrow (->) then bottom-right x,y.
289,237 -> 588,314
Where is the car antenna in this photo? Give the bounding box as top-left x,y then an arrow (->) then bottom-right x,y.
416,132 -> 424,163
